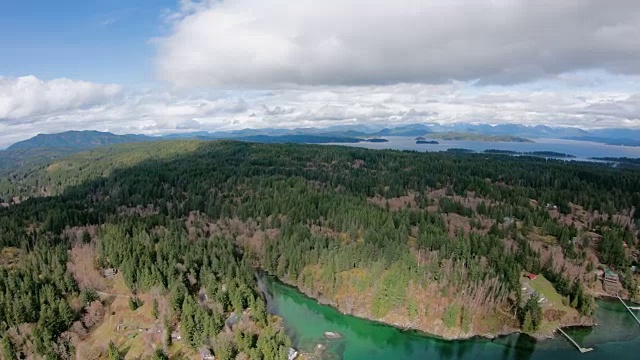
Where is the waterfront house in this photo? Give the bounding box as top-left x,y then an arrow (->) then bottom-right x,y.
604,269 -> 619,283
526,273 -> 537,280
288,347 -> 299,360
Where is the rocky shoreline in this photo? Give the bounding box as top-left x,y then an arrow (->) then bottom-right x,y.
275,276 -> 597,342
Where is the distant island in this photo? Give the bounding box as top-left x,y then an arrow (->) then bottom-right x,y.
484,149 -> 576,158
566,136 -> 640,147
416,140 -> 439,144
528,151 -> 575,158
446,148 -> 475,153
484,149 -> 520,155
592,157 -> 640,164
426,132 -> 534,143
591,157 -> 640,169
362,138 -> 389,143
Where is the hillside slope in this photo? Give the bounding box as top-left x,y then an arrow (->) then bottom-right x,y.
1,140 -> 638,357
7,130 -> 152,151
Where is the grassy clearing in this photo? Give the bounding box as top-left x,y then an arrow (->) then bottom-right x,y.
529,228 -> 557,245
524,274 -> 578,333
78,275 -> 198,359
476,308 -> 518,334
529,275 -> 564,306
0,247 -> 21,269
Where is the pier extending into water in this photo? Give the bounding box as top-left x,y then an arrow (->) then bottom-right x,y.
556,328 -> 593,353
616,295 -> 640,326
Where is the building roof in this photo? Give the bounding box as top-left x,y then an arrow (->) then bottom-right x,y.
604,269 -> 619,283
604,269 -> 619,277
288,348 -> 299,360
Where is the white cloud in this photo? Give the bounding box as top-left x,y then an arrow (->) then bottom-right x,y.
156,0 -> 640,87
2,75 -> 640,149
0,76 -> 121,119
176,119 -> 203,129
5,3 -> 640,149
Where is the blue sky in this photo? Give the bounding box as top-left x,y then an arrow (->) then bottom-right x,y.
0,0 -> 174,83
1,0 -> 639,148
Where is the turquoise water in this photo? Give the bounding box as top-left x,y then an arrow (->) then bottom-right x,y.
262,277 -> 640,360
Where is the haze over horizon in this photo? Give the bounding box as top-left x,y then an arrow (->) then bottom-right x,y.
2,0 -> 640,148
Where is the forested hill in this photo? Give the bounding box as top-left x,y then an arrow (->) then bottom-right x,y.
0,131 -> 363,177
0,140 -> 204,200
6,130 -> 152,151
0,140 -> 639,358
0,148 -> 77,176
0,131 -> 155,178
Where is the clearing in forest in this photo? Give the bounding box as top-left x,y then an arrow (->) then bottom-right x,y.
522,274 -> 578,333
77,275 -> 197,360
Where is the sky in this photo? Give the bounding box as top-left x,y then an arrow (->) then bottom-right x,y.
1,0 -> 640,148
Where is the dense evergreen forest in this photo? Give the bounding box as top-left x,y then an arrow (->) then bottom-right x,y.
0,140 -> 639,359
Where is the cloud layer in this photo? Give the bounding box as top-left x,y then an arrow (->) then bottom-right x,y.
156,0 -> 640,86
2,74 -> 640,148
0,76 -> 121,119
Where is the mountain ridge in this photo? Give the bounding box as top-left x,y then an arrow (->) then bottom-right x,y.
7,130 -> 152,151
5,123 -> 640,153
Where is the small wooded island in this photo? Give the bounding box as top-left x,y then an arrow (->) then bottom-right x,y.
362,138 -> 389,143
528,151 -> 575,158
446,148 -> 475,153
426,132 -> 534,143
0,138 -> 638,358
485,149 -> 576,158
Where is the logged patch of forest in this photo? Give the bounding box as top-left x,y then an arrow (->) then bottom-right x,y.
0,140 -> 639,358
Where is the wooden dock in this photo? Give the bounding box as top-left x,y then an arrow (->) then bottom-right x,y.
616,295 -> 640,325
557,328 -> 593,353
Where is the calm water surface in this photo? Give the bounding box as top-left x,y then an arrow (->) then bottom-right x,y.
325,137 -> 640,160
262,277 -> 640,360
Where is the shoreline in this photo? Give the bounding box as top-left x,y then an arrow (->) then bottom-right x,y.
266,274 -> 598,342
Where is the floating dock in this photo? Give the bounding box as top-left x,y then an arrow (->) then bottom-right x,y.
557,328 -> 593,353
616,295 -> 640,325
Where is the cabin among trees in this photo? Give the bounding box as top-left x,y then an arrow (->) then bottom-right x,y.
604,269 -> 619,283
171,329 -> 182,341
199,347 -> 215,360
101,267 -> 117,278
602,269 -> 621,294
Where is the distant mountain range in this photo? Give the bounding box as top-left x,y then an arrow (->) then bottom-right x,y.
2,123 -> 640,174
157,123 -> 437,139
6,123 -> 640,152
167,122 -> 637,142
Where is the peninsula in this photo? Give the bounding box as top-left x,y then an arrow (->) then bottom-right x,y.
425,132 -> 534,143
